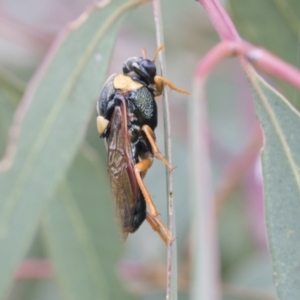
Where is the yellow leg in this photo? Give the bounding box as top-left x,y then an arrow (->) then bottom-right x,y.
146,213 -> 174,245
141,125 -> 174,171
154,75 -> 191,96
134,158 -> 158,216
134,158 -> 173,245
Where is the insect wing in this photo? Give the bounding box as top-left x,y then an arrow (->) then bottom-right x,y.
106,104 -> 138,242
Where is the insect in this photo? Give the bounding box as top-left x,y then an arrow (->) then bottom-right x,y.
96,45 -> 190,244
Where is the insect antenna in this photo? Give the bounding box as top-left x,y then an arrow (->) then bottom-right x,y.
152,44 -> 164,63
141,48 -> 147,59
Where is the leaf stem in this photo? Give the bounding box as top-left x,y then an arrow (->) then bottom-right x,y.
190,77 -> 221,300
152,1 -> 177,299
195,40 -> 300,92
198,0 -> 240,40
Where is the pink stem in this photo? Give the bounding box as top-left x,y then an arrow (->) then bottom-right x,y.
197,0 -> 240,40
14,259 -> 52,279
247,48 -> 300,90
195,41 -> 239,77
195,40 -> 300,92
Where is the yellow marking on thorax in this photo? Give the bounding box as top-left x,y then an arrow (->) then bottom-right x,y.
113,74 -> 143,91
96,115 -> 109,135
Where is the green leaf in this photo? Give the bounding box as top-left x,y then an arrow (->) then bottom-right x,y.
0,67 -> 24,156
0,94 -> 16,157
248,67 -> 300,299
43,149 -> 134,300
0,0 -> 146,297
228,0 -> 300,110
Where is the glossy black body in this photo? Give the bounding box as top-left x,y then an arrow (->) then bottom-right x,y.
97,57 -> 159,240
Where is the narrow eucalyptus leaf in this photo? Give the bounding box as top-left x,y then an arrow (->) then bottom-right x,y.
0,0 -> 145,297
249,68 -> 300,300
44,150 -> 134,300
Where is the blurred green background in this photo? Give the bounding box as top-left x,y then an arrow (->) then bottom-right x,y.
1,0 -> 298,299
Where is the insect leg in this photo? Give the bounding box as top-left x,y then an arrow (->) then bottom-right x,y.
134,158 -> 159,217
134,159 -> 173,245
141,125 -> 174,171
154,75 -> 191,96
146,213 -> 174,245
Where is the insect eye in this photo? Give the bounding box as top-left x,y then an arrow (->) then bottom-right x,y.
140,59 -> 156,79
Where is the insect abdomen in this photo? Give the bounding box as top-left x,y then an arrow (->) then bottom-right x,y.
132,190 -> 147,232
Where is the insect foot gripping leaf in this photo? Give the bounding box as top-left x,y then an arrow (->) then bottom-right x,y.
248,67 -> 300,300
96,45 -> 190,244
